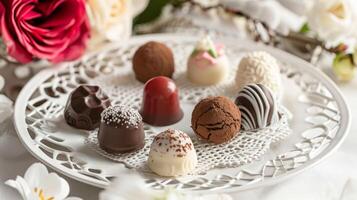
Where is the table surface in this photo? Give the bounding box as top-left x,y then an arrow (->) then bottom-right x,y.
1,67 -> 357,200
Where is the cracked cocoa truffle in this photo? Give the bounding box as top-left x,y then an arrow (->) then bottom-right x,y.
98,105 -> 145,153
191,96 -> 241,144
133,41 -> 175,83
148,129 -> 197,176
235,84 -> 278,130
64,85 -> 111,130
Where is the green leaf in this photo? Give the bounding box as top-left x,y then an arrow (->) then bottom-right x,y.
207,38 -> 218,58
299,23 -> 310,34
333,53 -> 356,82
353,47 -> 357,66
133,0 -> 171,26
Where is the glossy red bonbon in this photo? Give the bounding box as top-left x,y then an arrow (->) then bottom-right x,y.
140,76 -> 183,126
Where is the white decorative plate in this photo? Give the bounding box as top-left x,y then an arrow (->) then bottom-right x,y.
14,34 -> 350,193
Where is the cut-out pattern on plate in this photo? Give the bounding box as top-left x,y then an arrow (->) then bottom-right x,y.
14,35 -> 348,192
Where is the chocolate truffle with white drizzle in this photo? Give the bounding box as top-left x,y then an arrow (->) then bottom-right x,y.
235,84 -> 278,130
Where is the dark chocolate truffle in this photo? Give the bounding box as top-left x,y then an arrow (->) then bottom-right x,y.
235,84 -> 277,130
191,96 -> 241,144
133,41 -> 175,83
98,105 -> 145,153
64,85 -> 111,130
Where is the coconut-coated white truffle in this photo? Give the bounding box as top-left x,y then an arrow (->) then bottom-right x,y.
148,129 -> 197,177
236,51 -> 281,96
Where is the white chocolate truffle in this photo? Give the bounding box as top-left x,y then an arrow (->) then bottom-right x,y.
236,51 -> 281,96
187,36 -> 229,85
148,129 -> 197,177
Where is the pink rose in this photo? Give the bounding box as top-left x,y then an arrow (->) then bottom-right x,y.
0,0 -> 90,63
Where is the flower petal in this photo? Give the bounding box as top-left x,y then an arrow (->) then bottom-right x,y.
0,2 -> 4,35
38,172 -> 70,199
307,0 -> 356,43
99,171 -> 154,200
5,176 -> 37,200
194,194 -> 233,200
50,20 -> 90,63
0,12 -> 32,63
65,197 -> 83,200
99,193 -> 127,200
24,163 -> 49,188
1,0 -> 89,63
0,94 -> 13,124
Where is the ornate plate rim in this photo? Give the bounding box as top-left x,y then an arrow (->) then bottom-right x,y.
13,33 -> 351,192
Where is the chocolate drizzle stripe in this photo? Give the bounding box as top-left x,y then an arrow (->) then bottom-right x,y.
236,84 -> 276,130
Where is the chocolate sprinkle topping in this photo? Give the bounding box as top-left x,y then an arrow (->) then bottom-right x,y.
151,129 -> 194,157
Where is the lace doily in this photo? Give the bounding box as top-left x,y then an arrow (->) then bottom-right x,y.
80,40 -> 293,175
86,107 -> 290,175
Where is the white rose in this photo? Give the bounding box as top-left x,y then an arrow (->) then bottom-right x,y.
86,0 -> 148,45
277,0 -> 313,15
0,94 -> 13,124
99,170 -> 233,200
307,0 -> 357,43
221,0 -> 305,35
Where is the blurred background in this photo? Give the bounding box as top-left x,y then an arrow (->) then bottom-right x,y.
1,0 -> 357,199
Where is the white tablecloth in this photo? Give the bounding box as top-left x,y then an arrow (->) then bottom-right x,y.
1,71 -> 357,199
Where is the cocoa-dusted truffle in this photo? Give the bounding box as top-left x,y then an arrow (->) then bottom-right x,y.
64,85 -> 111,130
148,129 -> 197,176
133,41 -> 175,83
191,96 -> 241,144
98,105 -> 145,153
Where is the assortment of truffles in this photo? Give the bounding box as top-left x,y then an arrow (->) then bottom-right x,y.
98,105 -> 145,153
187,36 -> 229,85
235,84 -> 278,130
148,129 -> 197,176
63,37 -> 284,177
191,96 -> 241,144
132,41 -> 175,83
64,85 -> 111,130
140,76 -> 183,126
235,51 -> 281,96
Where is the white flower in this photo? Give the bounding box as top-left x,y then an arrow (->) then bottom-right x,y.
99,170 -> 232,200
86,0 -> 148,45
221,0 -> 305,35
0,94 -> 14,139
277,0 -> 313,15
5,163 -> 81,200
0,94 -> 13,124
307,0 -> 357,43
192,194 -> 233,200
99,171 -> 154,200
